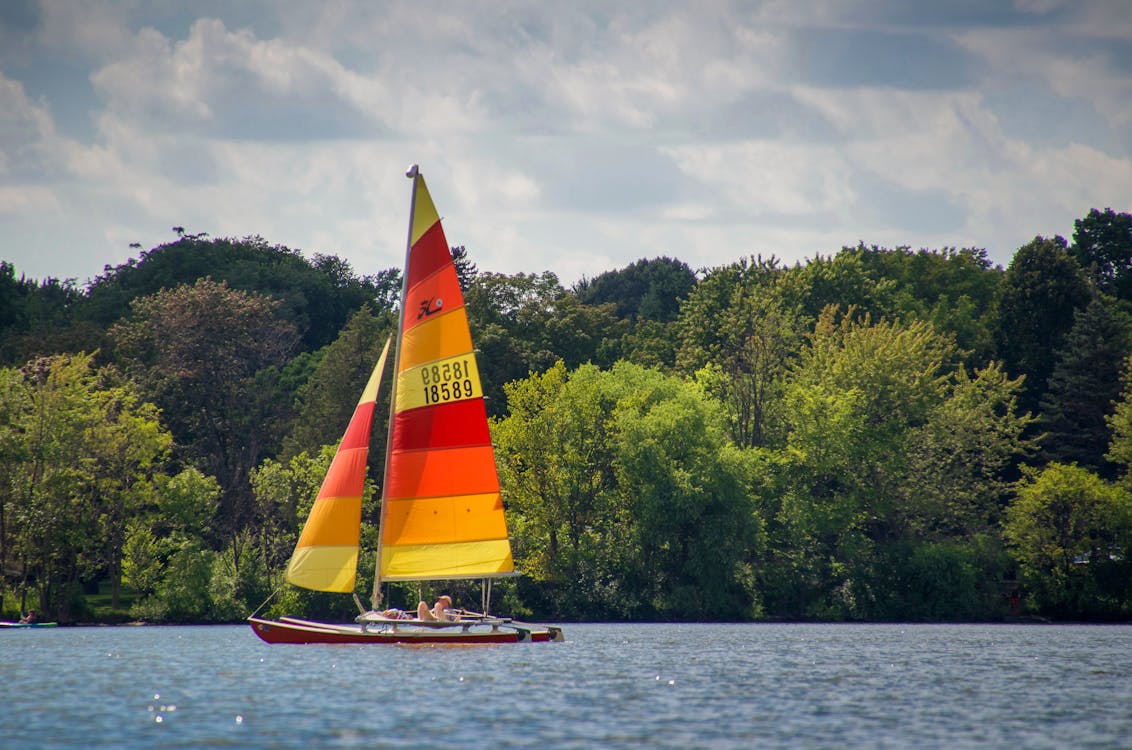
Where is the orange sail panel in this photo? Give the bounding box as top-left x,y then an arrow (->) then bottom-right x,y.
285,337 -> 392,592
380,173 -> 514,581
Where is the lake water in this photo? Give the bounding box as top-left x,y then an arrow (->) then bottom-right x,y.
2,622 -> 1130,748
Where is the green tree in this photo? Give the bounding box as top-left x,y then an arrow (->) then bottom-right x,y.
4,354 -> 171,621
154,467 -> 221,533
494,361 -> 762,620
1039,298 -> 1131,475
493,362 -> 618,616
890,541 -> 982,621
901,362 -> 1034,540
1106,355 -> 1132,476
620,319 -> 681,370
1004,463 -> 1132,618
574,256 -> 696,323
110,278 -> 300,546
1070,208 -> 1132,301
676,256 -> 804,447
156,542 -> 217,621
613,371 -> 764,618
9,354 -> 106,620
282,304 -> 395,459
779,252 -> 898,323
759,308 -> 1026,620
993,236 -> 1093,412
124,467 -> 222,622
83,235 -> 383,352
0,264 -> 89,366
0,355 -> 178,619
85,373 -> 173,609
465,272 -> 626,416
845,244 -> 1002,365
0,366 -> 29,615
121,520 -> 164,603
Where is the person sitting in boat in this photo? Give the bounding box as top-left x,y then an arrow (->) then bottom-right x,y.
417,595 -> 455,622
380,608 -> 411,620
18,609 -> 35,624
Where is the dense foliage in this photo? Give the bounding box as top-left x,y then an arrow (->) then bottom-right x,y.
2,213 -> 1132,624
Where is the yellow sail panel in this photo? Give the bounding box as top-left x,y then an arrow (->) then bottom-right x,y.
286,545 -> 360,592
383,492 -> 508,545
294,494 -> 363,546
410,176 -> 441,247
285,337 -> 391,593
358,343 -> 388,403
395,355 -> 484,412
380,539 -> 514,581
398,309 -> 474,372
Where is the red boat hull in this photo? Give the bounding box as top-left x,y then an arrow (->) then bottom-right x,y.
248,617 -> 561,645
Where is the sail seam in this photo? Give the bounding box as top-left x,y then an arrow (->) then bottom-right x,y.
389,440 -> 493,457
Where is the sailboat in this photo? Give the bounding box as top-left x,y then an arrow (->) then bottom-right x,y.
249,165 -> 563,644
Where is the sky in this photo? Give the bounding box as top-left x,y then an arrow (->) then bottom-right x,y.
2,1 -> 1131,289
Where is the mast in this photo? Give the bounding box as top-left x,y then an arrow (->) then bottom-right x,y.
371,163 -> 420,610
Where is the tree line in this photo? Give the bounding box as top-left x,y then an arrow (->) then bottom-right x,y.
1,209 -> 1131,623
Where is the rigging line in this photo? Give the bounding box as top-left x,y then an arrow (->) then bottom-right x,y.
482,577 -> 493,616
248,587 -> 281,619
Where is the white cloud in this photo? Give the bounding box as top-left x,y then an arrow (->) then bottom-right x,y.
0,1 -> 1130,286
0,185 -> 58,214
0,72 -> 58,181
89,19 -> 385,140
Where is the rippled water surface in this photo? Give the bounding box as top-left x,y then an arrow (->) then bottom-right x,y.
2,622 -> 1130,748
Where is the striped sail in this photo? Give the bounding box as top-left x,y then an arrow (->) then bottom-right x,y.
377,169 -> 514,581
285,337 -> 391,592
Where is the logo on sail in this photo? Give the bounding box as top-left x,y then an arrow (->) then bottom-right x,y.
417,297 -> 444,319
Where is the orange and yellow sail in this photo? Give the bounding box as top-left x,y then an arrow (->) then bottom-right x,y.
285,337 -> 391,592
285,166 -> 513,596
378,169 -> 514,581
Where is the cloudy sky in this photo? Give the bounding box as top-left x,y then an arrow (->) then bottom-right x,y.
2,1 -> 1131,288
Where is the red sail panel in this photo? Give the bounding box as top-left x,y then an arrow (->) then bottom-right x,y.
392,400 -> 492,452
386,445 -> 500,499
339,402 -> 377,451
405,226 -> 461,332
313,446 -> 369,502
403,264 -> 465,336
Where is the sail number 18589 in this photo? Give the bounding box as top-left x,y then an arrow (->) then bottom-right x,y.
420,358 -> 475,405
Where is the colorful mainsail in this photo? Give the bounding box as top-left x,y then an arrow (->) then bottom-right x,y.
377,168 -> 514,581
248,165 -> 563,645
285,337 -> 391,592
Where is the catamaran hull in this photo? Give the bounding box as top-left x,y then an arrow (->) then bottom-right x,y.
247,617 -> 562,645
